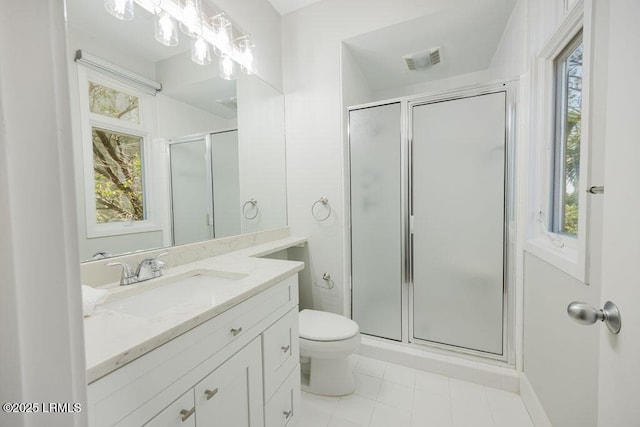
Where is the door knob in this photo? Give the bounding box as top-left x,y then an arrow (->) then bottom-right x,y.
567,301 -> 621,334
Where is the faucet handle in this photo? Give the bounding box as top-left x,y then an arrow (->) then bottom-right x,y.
155,252 -> 168,268
106,262 -> 136,286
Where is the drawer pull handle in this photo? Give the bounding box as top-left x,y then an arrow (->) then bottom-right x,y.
204,388 -> 219,400
283,409 -> 293,419
180,407 -> 195,421
281,345 -> 290,353
230,327 -> 243,336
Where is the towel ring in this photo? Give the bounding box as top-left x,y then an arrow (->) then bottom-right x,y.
242,198 -> 259,220
311,197 -> 331,221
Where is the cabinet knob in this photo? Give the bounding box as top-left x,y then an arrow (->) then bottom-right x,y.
230,327 -> 243,336
283,409 -> 293,419
180,407 -> 195,421
204,388 -> 219,400
281,345 -> 290,353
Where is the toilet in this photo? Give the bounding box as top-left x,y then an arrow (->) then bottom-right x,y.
299,309 -> 361,396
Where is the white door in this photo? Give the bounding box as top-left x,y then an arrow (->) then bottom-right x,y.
597,0 -> 640,424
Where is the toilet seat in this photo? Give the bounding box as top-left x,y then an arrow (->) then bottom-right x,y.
299,309 -> 359,341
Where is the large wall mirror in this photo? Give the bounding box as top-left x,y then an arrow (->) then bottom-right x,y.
66,0 -> 287,262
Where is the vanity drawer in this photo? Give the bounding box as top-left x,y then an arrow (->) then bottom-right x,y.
263,307 -> 299,400
264,367 -> 300,427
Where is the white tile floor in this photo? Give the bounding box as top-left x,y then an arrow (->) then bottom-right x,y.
299,355 -> 533,427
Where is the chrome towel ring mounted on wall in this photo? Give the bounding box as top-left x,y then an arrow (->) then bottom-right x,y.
242,198 -> 259,220
311,197 -> 331,221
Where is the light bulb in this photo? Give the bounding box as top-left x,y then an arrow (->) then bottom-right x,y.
238,38 -> 256,74
154,10 -> 179,46
179,0 -> 201,36
219,54 -> 235,80
211,14 -> 232,57
191,36 -> 211,65
105,0 -> 134,20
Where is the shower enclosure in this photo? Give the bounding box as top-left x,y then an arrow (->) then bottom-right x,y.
169,130 -> 240,246
349,83 -> 515,361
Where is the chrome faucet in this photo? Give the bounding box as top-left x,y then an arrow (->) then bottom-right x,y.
107,252 -> 168,286
135,252 -> 168,281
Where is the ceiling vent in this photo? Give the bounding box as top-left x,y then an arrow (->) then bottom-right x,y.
403,47 -> 442,71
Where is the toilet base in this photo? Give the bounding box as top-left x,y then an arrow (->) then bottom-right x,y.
307,357 -> 355,396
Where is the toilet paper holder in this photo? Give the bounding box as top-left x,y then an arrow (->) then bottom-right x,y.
315,273 -> 335,289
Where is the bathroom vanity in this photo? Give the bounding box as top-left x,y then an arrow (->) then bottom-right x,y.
83,233 -> 305,427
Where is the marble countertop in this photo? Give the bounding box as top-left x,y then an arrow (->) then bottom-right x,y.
84,236 -> 306,383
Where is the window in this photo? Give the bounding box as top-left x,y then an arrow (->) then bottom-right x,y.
525,0 -> 592,282
552,31 -> 583,237
78,68 -> 157,237
92,127 -> 144,223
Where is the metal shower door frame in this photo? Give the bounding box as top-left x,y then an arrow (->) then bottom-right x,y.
407,82 -> 517,363
346,81 -> 517,364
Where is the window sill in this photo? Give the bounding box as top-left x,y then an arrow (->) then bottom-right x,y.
87,221 -> 162,239
524,238 -> 586,283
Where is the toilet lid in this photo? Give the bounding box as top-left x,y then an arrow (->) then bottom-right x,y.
299,309 -> 360,341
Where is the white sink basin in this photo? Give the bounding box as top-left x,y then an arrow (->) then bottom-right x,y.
103,270 -> 247,317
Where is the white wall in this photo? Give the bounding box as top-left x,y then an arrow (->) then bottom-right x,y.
156,95 -> 234,139
283,0 -> 509,315
236,73 -> 288,233
0,1 -> 87,426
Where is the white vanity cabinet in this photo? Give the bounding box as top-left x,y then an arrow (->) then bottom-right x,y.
87,274 -> 300,427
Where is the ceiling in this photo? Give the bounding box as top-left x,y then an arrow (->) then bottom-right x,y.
343,0 -> 517,93
267,0 -> 323,15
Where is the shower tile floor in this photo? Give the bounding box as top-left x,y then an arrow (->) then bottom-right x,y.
299,355 -> 534,427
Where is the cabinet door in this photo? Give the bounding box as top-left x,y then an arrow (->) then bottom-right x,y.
262,308 -> 299,400
194,338 -> 264,426
144,390 -> 195,427
264,368 -> 300,427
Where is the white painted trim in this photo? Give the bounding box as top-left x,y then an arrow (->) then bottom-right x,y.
76,67 -> 162,239
527,0 -> 592,283
520,373 -> 553,427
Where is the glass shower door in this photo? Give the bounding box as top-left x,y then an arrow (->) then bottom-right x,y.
411,92 -> 506,354
349,103 -> 403,341
170,137 -> 212,246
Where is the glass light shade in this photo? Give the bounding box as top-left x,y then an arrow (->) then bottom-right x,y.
154,10 -> 179,46
179,0 -> 201,36
238,38 -> 256,74
219,54 -> 235,80
105,0 -> 134,20
211,14 -> 233,56
191,36 -> 212,65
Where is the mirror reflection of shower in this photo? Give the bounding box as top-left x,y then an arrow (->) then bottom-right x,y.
169,130 -> 240,246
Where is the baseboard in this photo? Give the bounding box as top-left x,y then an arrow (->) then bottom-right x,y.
358,336 -> 520,393
520,373 -> 553,426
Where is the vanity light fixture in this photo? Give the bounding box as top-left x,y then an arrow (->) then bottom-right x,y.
153,1 -> 179,46
105,0 -> 257,75
105,0 -> 134,20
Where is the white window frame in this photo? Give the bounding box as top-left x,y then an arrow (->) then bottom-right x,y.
77,66 -> 160,238
526,0 -> 592,282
